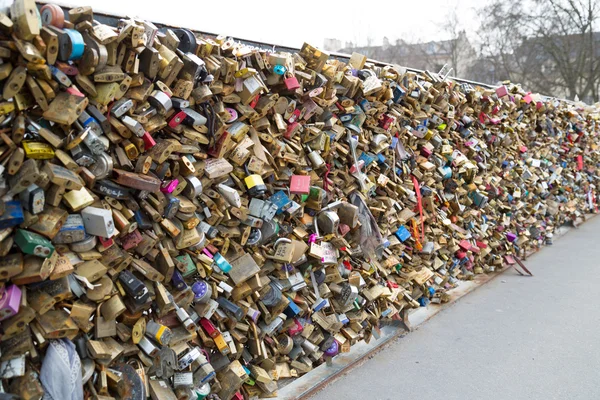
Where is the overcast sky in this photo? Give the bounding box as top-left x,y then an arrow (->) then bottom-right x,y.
43,0 -> 483,49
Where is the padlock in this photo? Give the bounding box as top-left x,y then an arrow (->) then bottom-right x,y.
119,269 -> 150,304
0,284 -> 22,321
138,336 -> 159,357
244,174 -> 267,196
146,320 -> 172,346
81,206 -> 115,238
192,280 -> 212,303
14,229 -> 55,258
173,299 -> 196,331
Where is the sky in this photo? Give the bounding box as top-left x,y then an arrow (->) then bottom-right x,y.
39,0 -> 483,50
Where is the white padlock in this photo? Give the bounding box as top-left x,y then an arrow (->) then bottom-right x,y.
81,206 -> 115,238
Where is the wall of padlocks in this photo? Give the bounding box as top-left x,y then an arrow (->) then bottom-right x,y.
0,0 -> 598,399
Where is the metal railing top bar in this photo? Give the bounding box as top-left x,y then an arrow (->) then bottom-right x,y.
37,0 -> 579,103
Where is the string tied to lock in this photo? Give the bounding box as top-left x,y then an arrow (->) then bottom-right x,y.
411,175 -> 425,249
323,163 -> 332,193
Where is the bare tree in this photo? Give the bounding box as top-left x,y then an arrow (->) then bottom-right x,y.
477,0 -> 600,102
410,5 -> 476,77
438,7 -> 464,76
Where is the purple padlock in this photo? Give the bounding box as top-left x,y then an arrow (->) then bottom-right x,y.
506,232 -> 517,242
324,340 -> 339,357
160,179 -> 179,194
192,280 -> 212,303
0,284 -> 21,321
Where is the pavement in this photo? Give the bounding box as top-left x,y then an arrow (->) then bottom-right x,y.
309,216 -> 600,400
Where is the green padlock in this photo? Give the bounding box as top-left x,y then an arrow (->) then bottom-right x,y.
14,229 -> 55,258
175,253 -> 197,278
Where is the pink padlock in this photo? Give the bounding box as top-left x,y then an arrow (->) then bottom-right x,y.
142,131 -> 156,150
160,179 -> 179,193
202,248 -> 214,259
66,86 -> 85,97
288,318 -> 304,336
0,284 -> 21,321
420,146 -> 432,158
231,392 -> 244,400
496,85 -> 508,98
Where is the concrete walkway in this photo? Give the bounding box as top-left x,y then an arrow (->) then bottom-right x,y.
310,216 -> 600,400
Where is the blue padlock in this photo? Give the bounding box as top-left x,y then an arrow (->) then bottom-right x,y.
358,152 -> 375,167
284,297 -> 302,318
440,166 -> 452,179
273,64 -> 286,75
134,210 -> 153,230
270,191 -> 292,214
164,194 -> 180,219
395,225 -> 411,242
213,253 -> 231,273
0,201 -> 24,229
312,298 -> 328,312
392,85 -> 406,103
171,270 -> 187,291
64,29 -> 85,60
359,99 -> 371,113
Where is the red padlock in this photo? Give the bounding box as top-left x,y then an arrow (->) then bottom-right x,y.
98,236 -> 114,249
142,131 -> 156,150
284,76 -> 300,90
200,317 -> 219,338
288,108 -> 301,124
168,110 -> 187,128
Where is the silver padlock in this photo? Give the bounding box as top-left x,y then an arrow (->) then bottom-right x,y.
19,184 -> 44,214
317,210 -> 340,235
81,206 -> 116,238
308,150 -> 325,169
148,90 -> 173,115
69,235 -> 97,252
262,201 -> 278,221
82,128 -> 106,155
182,108 -> 207,127
182,176 -> 203,198
111,98 -> 134,118
88,152 -> 114,180
178,347 -> 200,370
121,115 -> 145,137
248,198 -> 265,217
171,97 -> 190,109
173,371 -> 194,388
138,336 -> 158,357
71,144 -> 95,167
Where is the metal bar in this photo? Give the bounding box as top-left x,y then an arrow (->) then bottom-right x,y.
36,0 -> 501,90
36,1 -> 574,103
